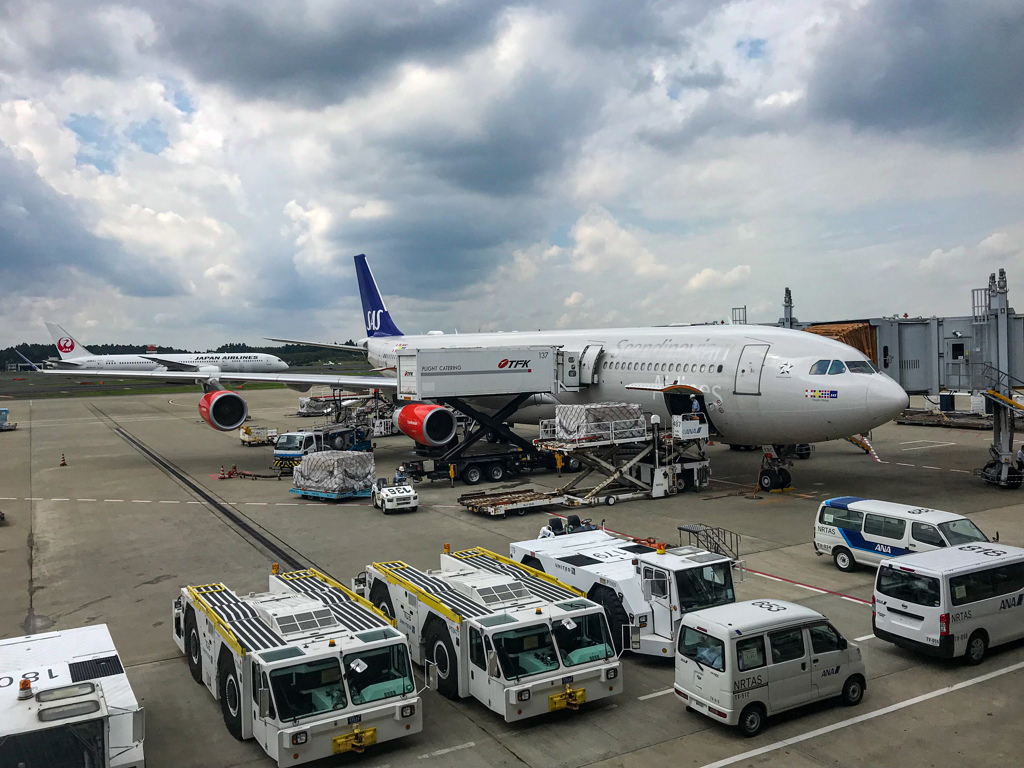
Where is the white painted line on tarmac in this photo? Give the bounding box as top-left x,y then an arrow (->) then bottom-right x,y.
0,497 -> 16,500
900,441 -> 956,451
159,500 -> 179,504
855,634 -> 875,642
922,466 -> 941,470
950,469 -> 970,474
638,688 -> 676,700
752,573 -> 784,583
841,597 -> 864,605
896,463 -> 916,467
417,741 -> 475,759
104,499 -> 123,502
796,585 -> 828,594
696,660 -> 1024,768
50,498 -> 69,501
131,500 -> 151,503
26,497 -> 42,501
277,503 -> 299,506
77,498 -> 97,502
245,502 -> 268,506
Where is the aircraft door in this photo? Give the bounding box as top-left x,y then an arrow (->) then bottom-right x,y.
734,344 -> 770,395
579,345 -> 604,384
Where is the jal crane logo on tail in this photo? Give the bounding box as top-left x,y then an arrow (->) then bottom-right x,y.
57,337 -> 75,354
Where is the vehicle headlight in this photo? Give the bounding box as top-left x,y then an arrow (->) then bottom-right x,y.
291,732 -> 308,745
401,704 -> 416,718
516,690 -> 531,702
606,668 -> 618,680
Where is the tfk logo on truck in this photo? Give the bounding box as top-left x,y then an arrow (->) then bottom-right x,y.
999,593 -> 1024,611
821,666 -> 841,677
498,358 -> 531,370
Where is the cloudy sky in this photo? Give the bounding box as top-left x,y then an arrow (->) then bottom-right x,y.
1,0 -> 1022,349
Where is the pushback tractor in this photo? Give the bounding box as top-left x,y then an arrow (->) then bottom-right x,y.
354,546 -> 622,721
0,623 -> 145,768
172,566 -> 422,765
510,530 -> 736,655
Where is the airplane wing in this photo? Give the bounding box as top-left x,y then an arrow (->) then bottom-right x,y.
264,337 -> 367,352
139,355 -> 204,372
41,368 -> 398,390
625,382 -> 702,393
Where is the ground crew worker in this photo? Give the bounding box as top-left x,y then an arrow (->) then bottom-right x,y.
690,394 -> 701,414
449,463 -> 456,487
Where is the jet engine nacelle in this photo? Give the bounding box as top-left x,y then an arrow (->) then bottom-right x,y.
393,403 -> 457,447
198,390 -> 248,431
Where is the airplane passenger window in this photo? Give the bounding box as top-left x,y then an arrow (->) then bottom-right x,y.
683,364 -> 689,372
675,364 -> 681,372
717,365 -> 723,373
828,360 -> 846,375
845,361 -> 874,374
700,364 -> 706,373
809,360 -> 830,375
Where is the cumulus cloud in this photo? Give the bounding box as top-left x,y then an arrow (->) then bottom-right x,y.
564,291 -> 584,306
569,206 -> 666,276
686,265 -> 752,291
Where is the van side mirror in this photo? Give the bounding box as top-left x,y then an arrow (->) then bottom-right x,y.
839,638 -> 848,651
132,708 -> 146,742
487,650 -> 500,678
994,531 -> 1000,543
258,689 -> 270,718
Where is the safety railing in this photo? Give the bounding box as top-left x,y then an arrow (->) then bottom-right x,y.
539,417 -> 649,445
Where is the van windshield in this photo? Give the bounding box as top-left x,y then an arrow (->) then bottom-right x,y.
678,626 -> 725,672
876,567 -> 941,607
676,563 -> 735,612
938,519 -> 988,545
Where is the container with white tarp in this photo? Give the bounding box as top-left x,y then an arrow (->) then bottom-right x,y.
553,403 -> 647,443
293,451 -> 375,494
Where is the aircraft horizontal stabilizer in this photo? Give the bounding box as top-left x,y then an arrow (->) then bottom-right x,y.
264,337 -> 366,352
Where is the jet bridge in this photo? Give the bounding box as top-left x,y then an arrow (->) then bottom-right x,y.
771,269 -> 1024,488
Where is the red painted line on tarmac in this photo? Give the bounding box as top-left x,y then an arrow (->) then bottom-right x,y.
745,568 -> 872,604
547,514 -> 872,605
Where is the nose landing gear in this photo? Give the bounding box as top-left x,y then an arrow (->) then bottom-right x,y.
758,445 -> 795,491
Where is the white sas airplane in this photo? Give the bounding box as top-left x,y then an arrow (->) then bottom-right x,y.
45,255 -> 908,489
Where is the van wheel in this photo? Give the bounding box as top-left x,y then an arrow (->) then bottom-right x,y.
965,631 -> 988,665
185,607 -> 203,684
739,703 -> 765,737
833,547 -> 856,573
486,462 -> 506,482
462,465 -> 483,485
841,675 -> 864,706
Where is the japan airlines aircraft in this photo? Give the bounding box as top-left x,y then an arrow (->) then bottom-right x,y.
44,255 -> 908,485
45,322 -> 289,374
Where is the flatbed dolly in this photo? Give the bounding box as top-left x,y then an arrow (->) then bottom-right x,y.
288,487 -> 372,502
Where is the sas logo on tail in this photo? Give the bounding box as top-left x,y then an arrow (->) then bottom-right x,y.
999,593 -> 1024,610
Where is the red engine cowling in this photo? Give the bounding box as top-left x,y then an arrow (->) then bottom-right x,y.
393,403 -> 457,447
198,390 -> 248,431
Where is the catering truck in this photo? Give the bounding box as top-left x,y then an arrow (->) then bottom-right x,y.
0,624 -> 145,768
172,566 -> 422,764
509,530 -> 736,655
355,546 -> 622,721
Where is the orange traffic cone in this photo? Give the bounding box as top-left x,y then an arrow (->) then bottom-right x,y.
219,465 -> 226,479
60,454 -> 67,467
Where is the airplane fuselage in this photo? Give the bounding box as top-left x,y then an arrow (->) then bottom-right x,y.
363,326 -> 908,445
57,353 -> 288,374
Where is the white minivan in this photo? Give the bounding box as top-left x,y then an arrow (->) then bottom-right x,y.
873,543 -> 1024,664
673,600 -> 866,737
813,496 -> 990,572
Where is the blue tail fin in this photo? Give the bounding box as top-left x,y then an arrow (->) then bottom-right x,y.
354,254 -> 403,337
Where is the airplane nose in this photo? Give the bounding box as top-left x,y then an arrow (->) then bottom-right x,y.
867,374 -> 910,424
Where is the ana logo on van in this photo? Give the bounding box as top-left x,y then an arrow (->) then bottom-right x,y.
821,666 -> 841,677
999,593 -> 1024,611
874,544 -> 893,554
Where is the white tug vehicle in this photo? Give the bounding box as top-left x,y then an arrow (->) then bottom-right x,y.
172,566 -> 422,765
356,545 -> 622,721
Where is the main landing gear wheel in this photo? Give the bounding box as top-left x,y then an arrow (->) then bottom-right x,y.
777,468 -> 792,488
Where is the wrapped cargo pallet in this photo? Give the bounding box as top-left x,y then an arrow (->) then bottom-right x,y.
554,403 -> 646,442
293,451 -> 375,494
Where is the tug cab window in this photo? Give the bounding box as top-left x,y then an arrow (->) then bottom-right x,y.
809,360 -> 830,375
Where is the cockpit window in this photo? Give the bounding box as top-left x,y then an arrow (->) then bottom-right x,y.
809,360 -> 830,375
845,360 -> 875,374
828,360 -> 846,375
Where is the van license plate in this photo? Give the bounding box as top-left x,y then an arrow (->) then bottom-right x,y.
561,676 -> 574,684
